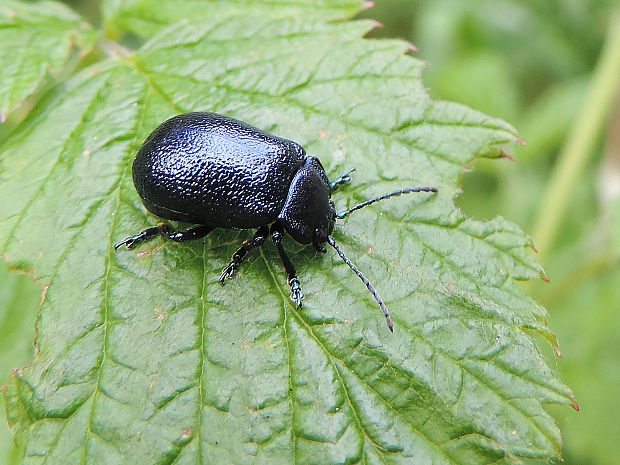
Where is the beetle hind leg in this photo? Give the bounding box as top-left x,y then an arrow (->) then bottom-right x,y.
270,223 -> 305,308
219,225 -> 269,283
114,223 -> 213,250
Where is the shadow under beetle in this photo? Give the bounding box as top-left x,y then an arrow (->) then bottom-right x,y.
115,112 -> 437,331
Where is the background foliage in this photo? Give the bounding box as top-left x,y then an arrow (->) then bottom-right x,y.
0,0 -> 617,464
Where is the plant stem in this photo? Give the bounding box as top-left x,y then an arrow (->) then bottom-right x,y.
532,10 -> 620,262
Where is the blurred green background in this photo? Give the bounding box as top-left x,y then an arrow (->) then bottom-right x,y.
1,1 -> 619,464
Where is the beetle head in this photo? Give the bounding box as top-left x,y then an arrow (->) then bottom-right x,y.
311,199 -> 336,251
277,157 -> 335,246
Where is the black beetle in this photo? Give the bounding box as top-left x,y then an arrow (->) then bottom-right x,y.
115,112 -> 437,331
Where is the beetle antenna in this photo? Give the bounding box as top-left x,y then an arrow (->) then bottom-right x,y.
336,186 -> 437,219
327,236 -> 393,332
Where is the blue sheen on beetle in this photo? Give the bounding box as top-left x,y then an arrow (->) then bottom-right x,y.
115,112 -> 438,332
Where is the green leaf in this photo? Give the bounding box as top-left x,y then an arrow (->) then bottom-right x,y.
102,0 -> 367,39
0,0 -> 97,120
1,2 -> 574,464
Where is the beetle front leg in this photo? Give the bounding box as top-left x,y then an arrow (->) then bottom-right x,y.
270,223 -> 304,307
219,225 -> 269,283
330,168 -> 355,192
114,224 -> 213,250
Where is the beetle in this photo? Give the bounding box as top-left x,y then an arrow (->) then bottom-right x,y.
115,112 -> 437,331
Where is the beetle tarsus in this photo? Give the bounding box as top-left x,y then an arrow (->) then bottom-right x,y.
218,264 -> 236,283
219,226 -> 268,283
289,277 -> 304,307
114,226 -> 161,250
330,168 -> 355,191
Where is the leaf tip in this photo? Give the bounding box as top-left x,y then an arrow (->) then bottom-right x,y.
362,1 -> 375,9
571,401 -> 580,411
543,275 -> 550,283
499,151 -> 515,162
407,43 -> 418,52
372,20 -> 384,29
1,113 -> 6,124
518,138 -> 527,146
554,346 -> 562,358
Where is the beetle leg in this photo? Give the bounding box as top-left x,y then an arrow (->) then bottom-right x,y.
114,224 -> 213,250
159,224 -> 214,242
270,223 -> 305,308
330,168 -> 355,192
219,225 -> 269,283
